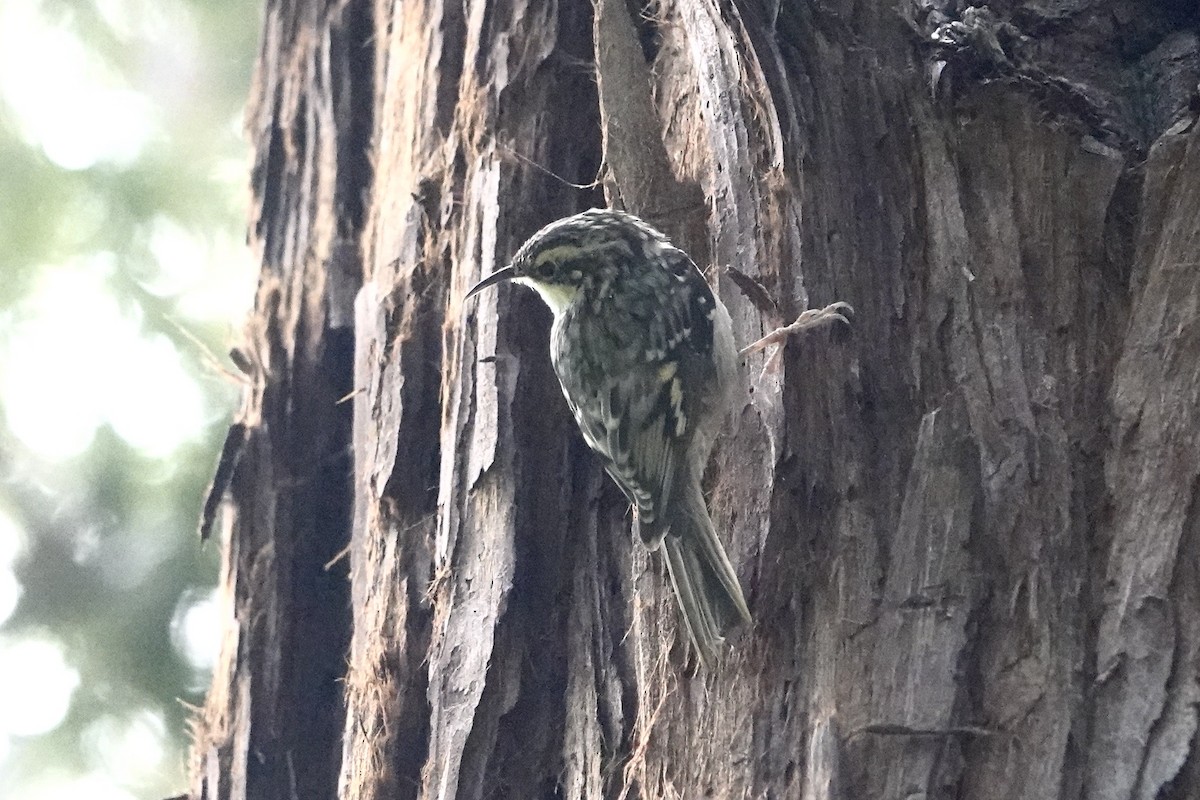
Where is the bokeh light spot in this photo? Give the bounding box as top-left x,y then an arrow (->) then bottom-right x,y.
105,333 -> 207,459
145,215 -> 256,326
171,588 -> 221,674
0,4 -> 158,170
0,635 -> 80,738
82,708 -> 168,789
0,509 -> 28,628
0,256 -> 209,461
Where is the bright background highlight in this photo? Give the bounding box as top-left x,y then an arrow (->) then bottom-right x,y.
0,0 -> 258,796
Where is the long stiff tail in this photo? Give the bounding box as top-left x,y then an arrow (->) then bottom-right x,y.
660,481 -> 751,666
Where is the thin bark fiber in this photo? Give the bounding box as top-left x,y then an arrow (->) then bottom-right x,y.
191,1 -> 1200,799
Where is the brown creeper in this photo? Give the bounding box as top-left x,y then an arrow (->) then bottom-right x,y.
466,208 -> 750,665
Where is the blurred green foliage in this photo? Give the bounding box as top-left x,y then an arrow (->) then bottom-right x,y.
0,0 -> 260,796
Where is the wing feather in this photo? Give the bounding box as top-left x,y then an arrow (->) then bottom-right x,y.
549,246 -> 718,546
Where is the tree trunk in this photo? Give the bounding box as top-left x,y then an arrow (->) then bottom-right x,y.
189,1 -> 1200,799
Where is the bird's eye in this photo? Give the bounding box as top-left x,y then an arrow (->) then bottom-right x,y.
536,261 -> 556,279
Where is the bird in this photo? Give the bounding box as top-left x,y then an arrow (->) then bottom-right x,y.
465,207 -> 751,666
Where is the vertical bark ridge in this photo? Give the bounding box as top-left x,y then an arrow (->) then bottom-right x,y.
194,1 -> 1200,797
190,2 -> 373,798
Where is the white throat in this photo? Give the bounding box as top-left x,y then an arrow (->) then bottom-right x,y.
516,277 -> 578,318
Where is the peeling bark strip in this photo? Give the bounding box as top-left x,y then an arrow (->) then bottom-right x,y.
1089,131 -> 1200,800
341,1 -> 607,798
193,0 -> 1200,797
189,1 -> 371,799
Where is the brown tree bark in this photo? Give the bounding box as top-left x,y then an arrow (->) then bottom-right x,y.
190,1 -> 1200,799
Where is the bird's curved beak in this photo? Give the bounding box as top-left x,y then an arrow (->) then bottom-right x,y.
465,265 -> 516,301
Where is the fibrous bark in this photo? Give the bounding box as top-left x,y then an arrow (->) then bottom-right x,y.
189,1 -> 371,797
192,0 -> 1200,798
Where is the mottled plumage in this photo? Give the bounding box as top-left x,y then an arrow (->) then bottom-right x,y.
466,208 -> 751,665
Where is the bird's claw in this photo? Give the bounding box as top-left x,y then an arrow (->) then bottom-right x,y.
795,301 -> 854,329
739,301 -> 854,357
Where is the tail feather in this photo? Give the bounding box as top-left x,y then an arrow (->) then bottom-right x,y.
660,481 -> 751,665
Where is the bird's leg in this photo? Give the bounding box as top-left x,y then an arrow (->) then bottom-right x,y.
739,301 -> 854,358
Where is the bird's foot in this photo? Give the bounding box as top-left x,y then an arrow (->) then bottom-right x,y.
739,302 -> 854,358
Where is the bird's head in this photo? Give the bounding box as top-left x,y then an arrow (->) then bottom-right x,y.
465,208 -> 667,315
